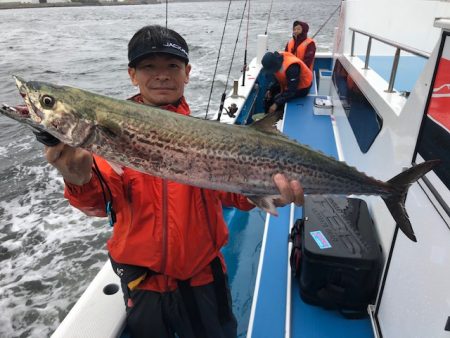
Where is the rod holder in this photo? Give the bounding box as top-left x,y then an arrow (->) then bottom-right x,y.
233,80 -> 239,96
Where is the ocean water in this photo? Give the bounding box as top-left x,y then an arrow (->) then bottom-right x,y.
0,1 -> 339,336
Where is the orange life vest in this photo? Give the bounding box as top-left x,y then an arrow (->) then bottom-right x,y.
64,96 -> 254,292
274,51 -> 313,92
287,37 -> 315,70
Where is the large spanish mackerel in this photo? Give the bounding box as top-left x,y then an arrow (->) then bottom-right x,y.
3,76 -> 440,242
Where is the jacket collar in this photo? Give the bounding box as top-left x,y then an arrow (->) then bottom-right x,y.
128,94 -> 191,116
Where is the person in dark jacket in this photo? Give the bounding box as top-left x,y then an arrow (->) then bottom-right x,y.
43,25 -> 305,338
262,51 -> 313,114
285,20 -> 316,71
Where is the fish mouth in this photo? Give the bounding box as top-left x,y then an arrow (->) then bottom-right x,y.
13,75 -> 45,122
0,103 -> 31,122
0,103 -> 45,132
0,104 -> 30,119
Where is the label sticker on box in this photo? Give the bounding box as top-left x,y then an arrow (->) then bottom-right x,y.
310,230 -> 332,249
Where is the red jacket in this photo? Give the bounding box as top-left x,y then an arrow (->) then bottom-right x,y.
64,95 -> 254,292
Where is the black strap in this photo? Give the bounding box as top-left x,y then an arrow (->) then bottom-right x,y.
178,256 -> 231,338
317,284 -> 368,319
289,218 -> 304,277
92,158 -> 116,226
210,256 -> 232,324
339,308 -> 369,320
178,280 -> 207,338
109,254 -> 156,286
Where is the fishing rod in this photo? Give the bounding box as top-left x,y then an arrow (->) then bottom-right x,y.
264,0 -> 274,35
216,0 -> 249,121
242,0 -> 250,87
165,0 -> 168,28
311,4 -> 341,39
223,0 -> 249,94
204,0 -> 233,120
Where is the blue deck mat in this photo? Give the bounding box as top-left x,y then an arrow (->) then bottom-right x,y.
249,205 -> 291,338
359,55 -> 427,92
222,207 -> 266,338
286,96 -> 373,338
250,94 -> 374,338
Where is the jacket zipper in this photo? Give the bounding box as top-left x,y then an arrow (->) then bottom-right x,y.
161,179 -> 169,290
126,181 -> 134,227
200,189 -> 217,249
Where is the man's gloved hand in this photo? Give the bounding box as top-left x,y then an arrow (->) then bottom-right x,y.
32,130 -> 61,147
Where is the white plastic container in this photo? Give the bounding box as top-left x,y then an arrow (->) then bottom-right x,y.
318,69 -> 332,96
313,96 -> 333,115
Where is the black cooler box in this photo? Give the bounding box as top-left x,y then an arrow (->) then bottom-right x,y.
291,196 -> 382,318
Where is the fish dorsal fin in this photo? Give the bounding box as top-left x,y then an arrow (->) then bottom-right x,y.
249,110 -> 284,135
250,110 -> 313,146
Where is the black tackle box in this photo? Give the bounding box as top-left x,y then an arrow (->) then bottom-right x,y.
291,196 -> 382,318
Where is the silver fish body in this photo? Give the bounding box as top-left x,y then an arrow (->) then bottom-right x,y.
2,76 -> 441,242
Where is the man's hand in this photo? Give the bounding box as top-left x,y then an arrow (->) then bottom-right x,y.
45,143 -> 93,186
273,173 -> 304,207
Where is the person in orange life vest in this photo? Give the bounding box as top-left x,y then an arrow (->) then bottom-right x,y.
285,20 -> 316,71
262,51 -> 313,114
43,25 -> 305,338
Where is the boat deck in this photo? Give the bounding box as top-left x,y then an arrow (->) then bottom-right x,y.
248,85 -> 374,337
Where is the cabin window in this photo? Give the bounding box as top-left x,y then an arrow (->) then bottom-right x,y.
332,60 -> 382,153
414,32 -> 450,190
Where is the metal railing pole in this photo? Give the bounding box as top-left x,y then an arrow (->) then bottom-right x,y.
387,48 -> 401,93
363,37 -> 372,69
351,30 -> 355,57
349,27 -> 429,59
347,27 -> 430,94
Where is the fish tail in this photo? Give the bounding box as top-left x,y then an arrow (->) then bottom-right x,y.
382,159 -> 441,242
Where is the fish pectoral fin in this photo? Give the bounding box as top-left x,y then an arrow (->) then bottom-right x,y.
97,120 -> 123,140
247,195 -> 281,216
250,113 -> 266,121
249,110 -> 284,135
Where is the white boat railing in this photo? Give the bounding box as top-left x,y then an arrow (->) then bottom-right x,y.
349,27 -> 430,93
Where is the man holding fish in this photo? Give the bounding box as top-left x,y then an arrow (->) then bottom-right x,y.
3,21 -> 437,337
44,25 -> 304,338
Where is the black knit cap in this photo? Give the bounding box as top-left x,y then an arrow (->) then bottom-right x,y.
128,25 -> 189,67
261,51 -> 283,73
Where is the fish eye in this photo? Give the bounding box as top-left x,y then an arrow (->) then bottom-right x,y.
41,95 -> 55,109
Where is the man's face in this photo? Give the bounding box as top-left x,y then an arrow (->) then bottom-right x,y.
128,54 -> 191,106
293,24 -> 303,38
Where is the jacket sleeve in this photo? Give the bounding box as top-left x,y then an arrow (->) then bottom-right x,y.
64,157 -> 123,217
218,192 -> 255,211
274,63 -> 301,106
64,174 -> 107,217
303,41 -> 316,70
